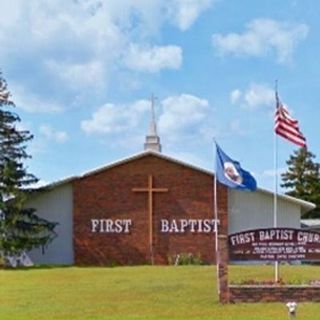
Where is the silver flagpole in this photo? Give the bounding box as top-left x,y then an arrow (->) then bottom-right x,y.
214,169 -> 220,294
213,140 -> 220,295
274,81 -> 279,282
274,129 -> 279,282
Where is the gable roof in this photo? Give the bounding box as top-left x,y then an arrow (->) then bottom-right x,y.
40,150 -> 213,190
38,150 -> 315,213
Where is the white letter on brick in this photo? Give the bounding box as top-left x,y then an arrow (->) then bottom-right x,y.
91,219 -> 100,232
161,219 -> 169,233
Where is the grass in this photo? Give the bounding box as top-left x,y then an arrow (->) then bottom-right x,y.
1,265 -> 320,320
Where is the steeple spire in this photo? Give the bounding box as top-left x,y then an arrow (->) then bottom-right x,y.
144,94 -> 162,152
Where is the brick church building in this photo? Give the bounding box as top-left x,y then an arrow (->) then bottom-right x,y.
26,109 -> 314,266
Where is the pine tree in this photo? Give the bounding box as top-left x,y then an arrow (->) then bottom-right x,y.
0,72 -> 57,260
281,148 -> 320,218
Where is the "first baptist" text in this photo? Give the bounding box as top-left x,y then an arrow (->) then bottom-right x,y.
90,218 -> 218,233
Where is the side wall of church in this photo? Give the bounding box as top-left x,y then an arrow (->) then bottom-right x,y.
73,155 -> 228,265
228,189 -> 301,234
27,183 -> 74,265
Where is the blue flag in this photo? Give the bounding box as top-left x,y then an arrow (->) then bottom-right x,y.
215,142 -> 257,191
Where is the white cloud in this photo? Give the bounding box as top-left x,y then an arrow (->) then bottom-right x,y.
0,0 -> 24,28
81,99 -> 150,134
230,83 -> 275,110
159,94 -> 211,139
39,124 -> 69,143
81,93 -> 214,148
229,119 -> 248,136
262,167 -> 286,177
167,0 -> 213,31
125,44 -> 182,73
45,60 -> 106,90
0,1 -> 213,113
230,89 -> 242,104
212,18 -> 309,63
243,84 -> 275,109
11,84 -> 63,113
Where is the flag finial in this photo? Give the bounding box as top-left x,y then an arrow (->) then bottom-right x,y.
275,79 -> 280,107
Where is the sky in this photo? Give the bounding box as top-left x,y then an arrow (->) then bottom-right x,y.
0,0 -> 319,192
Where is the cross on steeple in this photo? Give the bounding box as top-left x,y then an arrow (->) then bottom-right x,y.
144,93 -> 162,152
151,93 -> 156,124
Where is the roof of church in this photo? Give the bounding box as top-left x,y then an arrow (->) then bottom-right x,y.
38,150 -> 315,213
301,219 -> 320,229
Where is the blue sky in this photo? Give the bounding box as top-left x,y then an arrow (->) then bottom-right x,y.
1,0 -> 318,191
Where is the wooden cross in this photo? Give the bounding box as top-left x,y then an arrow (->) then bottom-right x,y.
132,175 -> 168,265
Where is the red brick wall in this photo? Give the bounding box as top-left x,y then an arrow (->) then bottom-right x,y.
216,181 -> 229,303
230,285 -> 320,302
73,154 -> 228,266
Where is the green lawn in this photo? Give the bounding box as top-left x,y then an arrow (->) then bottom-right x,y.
1,265 -> 320,320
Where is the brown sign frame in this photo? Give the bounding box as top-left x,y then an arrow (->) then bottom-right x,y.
229,228 -> 320,261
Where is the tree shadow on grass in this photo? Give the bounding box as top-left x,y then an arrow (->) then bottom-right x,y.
1,264 -> 73,271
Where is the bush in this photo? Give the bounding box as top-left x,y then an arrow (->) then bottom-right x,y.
168,253 -> 203,265
0,254 -> 4,268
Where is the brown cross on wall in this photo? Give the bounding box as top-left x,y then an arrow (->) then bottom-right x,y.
132,174 -> 168,265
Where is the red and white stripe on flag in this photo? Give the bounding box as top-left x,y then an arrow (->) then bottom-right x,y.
274,104 -> 306,148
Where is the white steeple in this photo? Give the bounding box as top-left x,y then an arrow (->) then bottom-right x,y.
144,94 -> 162,152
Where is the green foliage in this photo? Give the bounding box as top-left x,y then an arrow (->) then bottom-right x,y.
281,148 -> 320,218
0,72 -> 57,257
168,252 -> 204,265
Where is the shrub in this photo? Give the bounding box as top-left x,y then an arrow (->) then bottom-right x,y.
168,253 -> 203,265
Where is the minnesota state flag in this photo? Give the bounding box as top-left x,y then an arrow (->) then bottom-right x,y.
215,142 -> 257,191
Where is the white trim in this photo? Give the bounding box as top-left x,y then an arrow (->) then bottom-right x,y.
301,219 -> 320,228
80,150 -> 214,178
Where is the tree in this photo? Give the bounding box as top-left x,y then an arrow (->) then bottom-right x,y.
281,148 -> 320,218
0,72 -> 57,260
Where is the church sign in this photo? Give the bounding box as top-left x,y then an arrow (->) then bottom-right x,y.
229,228 -> 320,261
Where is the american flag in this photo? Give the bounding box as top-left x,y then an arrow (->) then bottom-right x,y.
274,93 -> 306,148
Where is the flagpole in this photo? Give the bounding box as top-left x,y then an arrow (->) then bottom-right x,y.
213,140 -> 257,298
274,81 -> 279,283
213,139 -> 220,295
273,130 -> 279,282
214,171 -> 220,293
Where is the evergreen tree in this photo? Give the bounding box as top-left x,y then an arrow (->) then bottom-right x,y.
0,72 -> 57,259
281,148 -> 320,218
